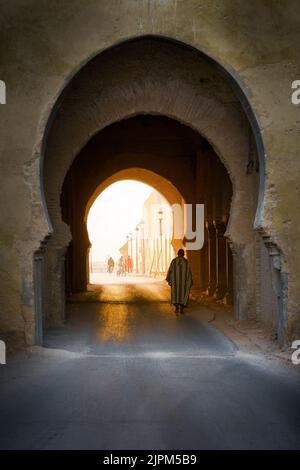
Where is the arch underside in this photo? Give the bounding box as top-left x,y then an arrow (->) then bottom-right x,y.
84,168 -> 185,223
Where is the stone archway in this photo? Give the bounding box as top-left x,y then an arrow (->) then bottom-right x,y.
58,114 -> 233,308
36,36 -> 284,345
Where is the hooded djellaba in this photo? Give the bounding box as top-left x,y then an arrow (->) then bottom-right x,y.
166,248 -> 193,314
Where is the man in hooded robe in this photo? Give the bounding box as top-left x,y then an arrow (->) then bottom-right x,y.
166,248 -> 193,314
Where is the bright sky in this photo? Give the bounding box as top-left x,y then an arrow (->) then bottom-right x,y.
87,180 -> 153,262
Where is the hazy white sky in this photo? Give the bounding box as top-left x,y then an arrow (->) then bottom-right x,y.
87,180 -> 153,262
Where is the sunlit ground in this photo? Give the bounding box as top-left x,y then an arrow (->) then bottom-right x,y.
89,272 -> 165,285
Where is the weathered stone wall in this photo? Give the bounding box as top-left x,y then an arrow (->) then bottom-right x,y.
0,1 -> 299,345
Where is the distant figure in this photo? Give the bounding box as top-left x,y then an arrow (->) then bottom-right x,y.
117,256 -> 125,276
166,249 -> 193,315
107,256 -> 114,273
127,255 -> 133,273
124,256 -> 129,273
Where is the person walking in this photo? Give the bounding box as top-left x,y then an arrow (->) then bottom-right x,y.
107,256 -> 114,273
166,248 -> 193,314
128,255 -> 133,273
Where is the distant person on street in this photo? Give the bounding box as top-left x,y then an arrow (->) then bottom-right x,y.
166,248 -> 193,315
117,256 -> 125,276
107,256 -> 114,273
124,256 -> 129,273
128,255 -> 133,273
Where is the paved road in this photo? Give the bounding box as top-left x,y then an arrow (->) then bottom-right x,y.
0,277 -> 300,449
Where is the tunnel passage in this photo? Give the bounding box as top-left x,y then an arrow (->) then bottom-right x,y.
38,36 -> 283,345
60,115 -> 233,302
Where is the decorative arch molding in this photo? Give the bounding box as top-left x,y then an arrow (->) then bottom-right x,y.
40,34 -> 265,238
40,36 -> 261,333
43,36 -> 259,257
35,35 -> 288,347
